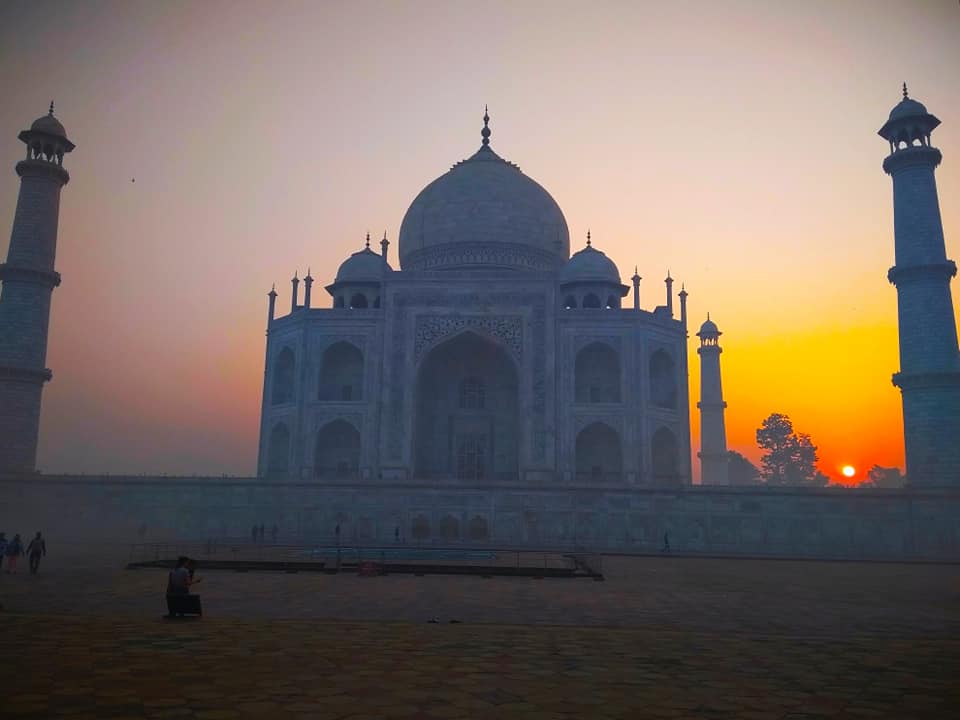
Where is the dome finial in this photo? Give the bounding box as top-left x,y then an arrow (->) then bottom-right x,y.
481,105 -> 491,147
902,82 -> 908,99
365,231 -> 370,249
48,100 -> 54,116
586,229 -> 591,247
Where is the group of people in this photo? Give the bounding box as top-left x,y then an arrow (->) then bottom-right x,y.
0,531 -> 46,574
250,523 -> 278,543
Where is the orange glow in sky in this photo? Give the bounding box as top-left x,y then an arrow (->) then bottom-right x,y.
1,1 -> 958,482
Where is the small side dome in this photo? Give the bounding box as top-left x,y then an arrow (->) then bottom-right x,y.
697,317 -> 720,337
30,113 -> 66,138
559,244 -> 621,285
888,97 -> 928,122
335,248 -> 391,283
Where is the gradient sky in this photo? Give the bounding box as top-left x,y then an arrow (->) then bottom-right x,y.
1,0 -> 958,483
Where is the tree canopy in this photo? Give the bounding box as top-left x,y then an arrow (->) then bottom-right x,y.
727,450 -> 761,485
861,465 -> 905,488
756,413 -> 821,485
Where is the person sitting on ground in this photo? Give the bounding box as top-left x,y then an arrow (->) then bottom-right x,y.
165,556 -> 202,617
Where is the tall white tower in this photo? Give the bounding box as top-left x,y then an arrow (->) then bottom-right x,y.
0,104 -> 74,474
697,315 -> 728,485
879,85 -> 960,487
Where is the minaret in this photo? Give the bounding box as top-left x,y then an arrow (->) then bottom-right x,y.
303,269 -> 313,309
879,85 -> 960,486
380,231 -> 390,267
0,104 -> 75,474
665,272 -> 674,317
267,284 -> 277,325
678,284 -> 688,328
290,271 -> 299,313
697,315 -> 728,485
631,267 -> 641,310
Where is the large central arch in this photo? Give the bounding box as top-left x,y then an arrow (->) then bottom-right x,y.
414,331 -> 519,481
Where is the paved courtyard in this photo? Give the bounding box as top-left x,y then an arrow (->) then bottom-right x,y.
1,551 -> 958,719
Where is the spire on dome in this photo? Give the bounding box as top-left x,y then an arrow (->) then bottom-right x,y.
49,101 -> 55,116
902,82 -> 908,99
365,232 -> 370,249
586,230 -> 591,247
481,105 -> 491,147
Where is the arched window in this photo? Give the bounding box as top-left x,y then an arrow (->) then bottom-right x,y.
271,347 -> 295,405
575,422 -> 622,483
563,295 -> 577,309
652,426 -> 680,484
314,419 -> 361,480
467,515 -> 489,541
373,296 -> 381,308
649,349 -> 677,409
267,423 -> 290,477
459,376 -> 485,410
605,295 -> 620,309
319,342 -> 364,401
456,434 -> 486,480
582,293 -> 601,309
411,515 -> 430,540
575,342 -> 621,403
438,515 -> 460,541
349,293 -> 368,309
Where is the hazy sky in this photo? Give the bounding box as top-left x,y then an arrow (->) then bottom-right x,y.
1,0 -> 958,482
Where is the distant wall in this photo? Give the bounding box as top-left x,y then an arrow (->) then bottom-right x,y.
1,474 -> 958,561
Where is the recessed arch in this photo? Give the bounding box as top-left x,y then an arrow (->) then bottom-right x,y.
414,331 -> 519,481
467,515 -> 489,541
319,341 -> 364,401
575,422 -> 622,483
575,342 -> 621,403
267,422 -> 291,477
272,347 -> 295,405
438,514 -> 460,541
582,293 -> 601,309
563,295 -> 577,309
649,349 -> 677,409
652,426 -> 680,485
349,293 -> 368,309
314,419 -> 360,480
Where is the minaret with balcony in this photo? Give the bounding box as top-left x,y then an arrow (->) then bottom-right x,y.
697,315 -> 728,485
879,85 -> 960,486
0,104 -> 75,474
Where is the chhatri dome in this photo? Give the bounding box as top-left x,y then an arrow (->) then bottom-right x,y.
398,108 -> 570,272
560,234 -> 622,285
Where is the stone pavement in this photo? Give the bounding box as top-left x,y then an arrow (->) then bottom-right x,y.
1,554 -> 959,719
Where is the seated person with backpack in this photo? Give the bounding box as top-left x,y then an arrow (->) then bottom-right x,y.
165,556 -> 202,617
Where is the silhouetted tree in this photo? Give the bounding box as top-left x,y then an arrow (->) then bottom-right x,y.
727,450 -> 761,485
861,465 -> 905,488
756,413 -> 820,485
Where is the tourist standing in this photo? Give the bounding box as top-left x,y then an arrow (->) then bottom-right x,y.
259,523 -> 265,543
26,531 -> 46,575
5,533 -> 24,573
0,532 -> 7,571
251,524 -> 258,543
270,524 -> 278,543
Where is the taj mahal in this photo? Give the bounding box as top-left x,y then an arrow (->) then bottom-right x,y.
1,91 -> 959,558
256,109 -> 711,488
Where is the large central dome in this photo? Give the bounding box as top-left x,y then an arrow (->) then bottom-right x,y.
398,113 -> 570,271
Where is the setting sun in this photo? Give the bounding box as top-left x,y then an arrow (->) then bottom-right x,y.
842,465 -> 856,478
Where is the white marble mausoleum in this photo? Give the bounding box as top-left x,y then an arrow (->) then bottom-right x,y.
257,111 -> 695,487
